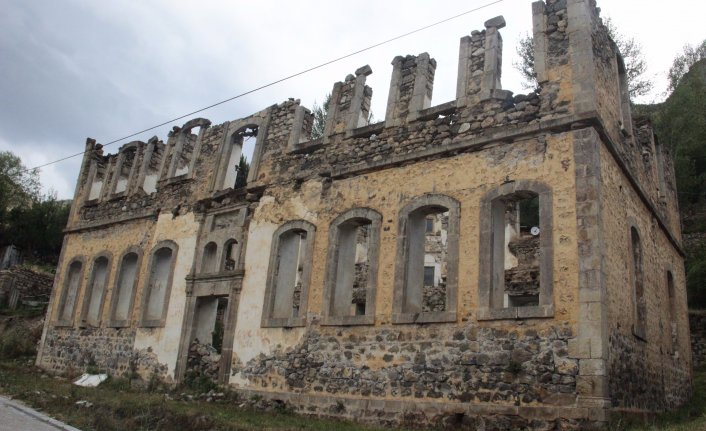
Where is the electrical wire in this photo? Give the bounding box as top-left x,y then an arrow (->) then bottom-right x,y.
23,0 -> 504,173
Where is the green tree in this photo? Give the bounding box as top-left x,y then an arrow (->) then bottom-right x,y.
513,33 -> 536,90
667,39 -> 706,94
234,154 -> 249,189
652,60 -> 706,201
515,18 -> 652,99
3,193 -> 70,265
647,59 -> 706,308
0,151 -> 40,221
0,151 -> 69,266
310,94 -> 331,139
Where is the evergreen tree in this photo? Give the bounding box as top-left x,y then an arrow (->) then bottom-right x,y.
235,154 -> 249,189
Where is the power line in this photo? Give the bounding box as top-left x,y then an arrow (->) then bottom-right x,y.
24,0 -> 504,173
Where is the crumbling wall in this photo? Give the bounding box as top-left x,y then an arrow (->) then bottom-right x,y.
0,267 -> 54,309
36,0 -> 689,427
38,326 -> 168,379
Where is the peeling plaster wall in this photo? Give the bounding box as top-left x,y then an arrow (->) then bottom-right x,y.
133,212 -> 198,379
230,206 -> 308,385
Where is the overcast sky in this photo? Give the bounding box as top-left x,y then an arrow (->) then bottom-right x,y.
2,0 -> 705,200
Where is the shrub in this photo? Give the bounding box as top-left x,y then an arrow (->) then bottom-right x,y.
0,326 -> 37,359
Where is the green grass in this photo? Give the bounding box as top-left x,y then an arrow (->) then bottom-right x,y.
0,359 -> 410,431
0,358 -> 704,430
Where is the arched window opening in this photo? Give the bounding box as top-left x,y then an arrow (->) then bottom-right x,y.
175,126 -> 200,177
217,125 -> 257,191
82,255 -> 110,326
115,148 -> 136,194
141,243 -> 177,327
57,259 -> 84,325
110,252 -> 139,326
142,141 -> 163,194
201,242 -> 218,274
222,239 -> 238,272
88,163 -> 106,201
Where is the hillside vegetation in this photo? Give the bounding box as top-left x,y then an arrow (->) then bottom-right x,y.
636,59 -> 706,309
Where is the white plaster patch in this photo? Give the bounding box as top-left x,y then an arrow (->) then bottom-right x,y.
229,216 -> 306,387
133,212 -> 198,378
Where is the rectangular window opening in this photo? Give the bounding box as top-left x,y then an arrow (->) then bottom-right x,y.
421,210 -> 448,313
502,194 -> 540,308
272,230 -> 307,320
188,296 -> 228,382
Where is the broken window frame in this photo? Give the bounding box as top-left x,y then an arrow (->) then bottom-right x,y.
222,239 -> 239,272
110,144 -> 139,198
261,220 -> 316,328
54,257 -> 86,327
84,157 -> 107,203
79,252 -> 112,328
630,225 -> 647,341
107,247 -> 143,328
322,208 -> 382,326
392,194 -> 459,324
210,118 -> 267,193
161,118 -> 210,183
139,240 -> 179,328
214,125 -> 258,192
478,180 -> 554,320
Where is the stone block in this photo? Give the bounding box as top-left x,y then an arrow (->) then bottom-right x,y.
484,15 -> 507,29
579,359 -> 606,376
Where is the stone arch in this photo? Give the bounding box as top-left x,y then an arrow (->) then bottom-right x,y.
222,238 -> 239,272
111,142 -> 141,195
200,242 -> 218,274
55,256 -> 86,326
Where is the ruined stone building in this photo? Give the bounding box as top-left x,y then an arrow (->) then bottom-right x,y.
36,0 -> 693,428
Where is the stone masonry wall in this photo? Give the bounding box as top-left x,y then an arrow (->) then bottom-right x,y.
39,326 -> 168,378
600,142 -> 691,411
0,267 -> 54,309
237,324 -> 578,405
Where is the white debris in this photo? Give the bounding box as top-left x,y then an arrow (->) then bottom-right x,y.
73,373 -> 108,387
